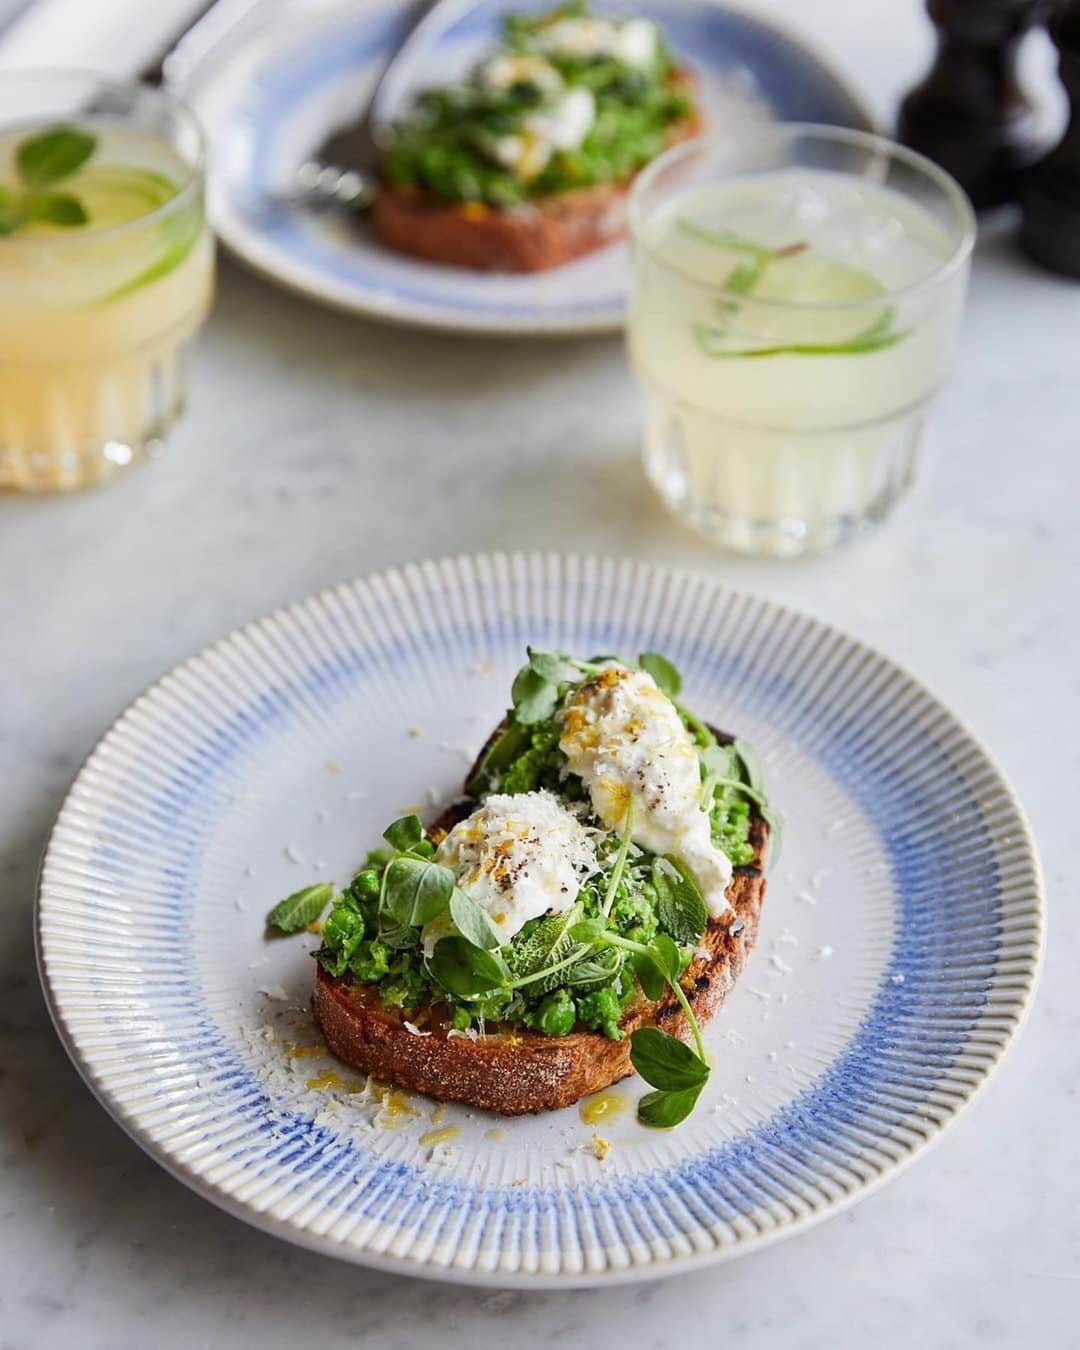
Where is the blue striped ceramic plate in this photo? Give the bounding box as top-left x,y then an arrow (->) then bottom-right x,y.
37,554 -> 1042,1285
180,0 -> 871,334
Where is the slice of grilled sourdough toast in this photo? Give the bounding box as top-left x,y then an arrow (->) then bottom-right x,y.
313,722 -> 767,1115
372,72 -> 702,274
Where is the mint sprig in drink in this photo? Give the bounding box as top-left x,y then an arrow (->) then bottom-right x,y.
628,127 -> 974,556
0,75 -> 213,492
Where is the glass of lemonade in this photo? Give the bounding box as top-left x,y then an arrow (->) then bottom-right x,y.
0,72 -> 213,492
628,125 -> 975,556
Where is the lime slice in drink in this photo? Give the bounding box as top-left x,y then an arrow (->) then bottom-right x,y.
696,243 -> 905,359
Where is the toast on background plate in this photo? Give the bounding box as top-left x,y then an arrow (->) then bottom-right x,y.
373,4 -> 704,272
269,649 -> 778,1127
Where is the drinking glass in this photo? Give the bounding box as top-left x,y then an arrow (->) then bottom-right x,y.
627,125 -> 975,556
0,71 -> 214,492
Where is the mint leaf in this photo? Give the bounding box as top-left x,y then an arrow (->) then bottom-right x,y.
24,192 -> 87,227
382,855 -> 454,927
17,125 -> 96,188
382,813 -> 424,853
630,1026 -> 709,1091
265,881 -> 334,934
652,857 -> 708,944
449,886 -> 503,950
638,651 -> 681,698
637,1083 -> 704,1127
428,936 -> 508,997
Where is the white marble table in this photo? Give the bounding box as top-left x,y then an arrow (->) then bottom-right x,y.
2,3 -> 1078,1346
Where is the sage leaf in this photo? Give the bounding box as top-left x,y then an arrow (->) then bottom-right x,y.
630,1026 -> 709,1091
449,886 -> 503,950
428,936 -> 508,998
265,881 -> 334,934
17,125 -> 96,187
637,1084 -> 705,1128
382,855 -> 454,928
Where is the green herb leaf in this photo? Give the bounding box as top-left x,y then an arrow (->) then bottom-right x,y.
23,191 -> 87,226
630,1026 -> 709,1091
568,917 -> 606,944
505,904 -> 584,993
732,738 -> 766,794
648,933 -> 684,985
428,935 -> 509,997
382,855 -> 454,928
265,881 -> 335,934
560,946 -> 622,992
449,886 -> 503,950
464,718 -> 531,797
510,664 -> 560,724
638,651 -> 681,698
383,813 -> 424,853
0,187 -> 25,234
652,857 -> 708,944
526,646 -> 568,681
17,125 -> 96,188
637,1083 -> 705,1127
633,949 -> 666,1001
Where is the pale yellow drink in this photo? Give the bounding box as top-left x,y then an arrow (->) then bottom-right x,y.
628,130 -> 974,556
0,108 -> 213,491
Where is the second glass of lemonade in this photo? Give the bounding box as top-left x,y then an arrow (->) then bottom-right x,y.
627,126 -> 975,556
0,72 -> 214,492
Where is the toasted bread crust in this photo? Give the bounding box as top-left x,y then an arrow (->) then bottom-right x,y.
313,722 -> 767,1115
371,72 -> 702,273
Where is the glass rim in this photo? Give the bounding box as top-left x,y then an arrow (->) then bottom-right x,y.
0,68 -> 205,248
628,123 -> 977,312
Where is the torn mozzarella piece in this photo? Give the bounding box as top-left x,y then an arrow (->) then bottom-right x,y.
558,665 -> 734,917
427,790 -> 598,952
539,16 -> 658,69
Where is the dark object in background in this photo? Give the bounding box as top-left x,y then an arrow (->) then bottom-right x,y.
1021,2 -> 1080,275
898,0 -> 1054,209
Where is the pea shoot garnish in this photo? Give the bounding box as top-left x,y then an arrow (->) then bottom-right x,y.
265,645 -> 779,1129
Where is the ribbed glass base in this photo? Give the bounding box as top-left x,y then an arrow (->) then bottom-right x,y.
642,389 -> 925,557
0,340 -> 190,493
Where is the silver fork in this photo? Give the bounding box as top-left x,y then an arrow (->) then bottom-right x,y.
154,0 -> 478,212
289,0 -> 481,211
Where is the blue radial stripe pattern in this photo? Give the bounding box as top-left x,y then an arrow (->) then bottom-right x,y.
37,554 -> 1042,1285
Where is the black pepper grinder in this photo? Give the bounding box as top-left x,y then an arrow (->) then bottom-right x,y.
1020,2 -> 1080,275
897,0 -> 1053,209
